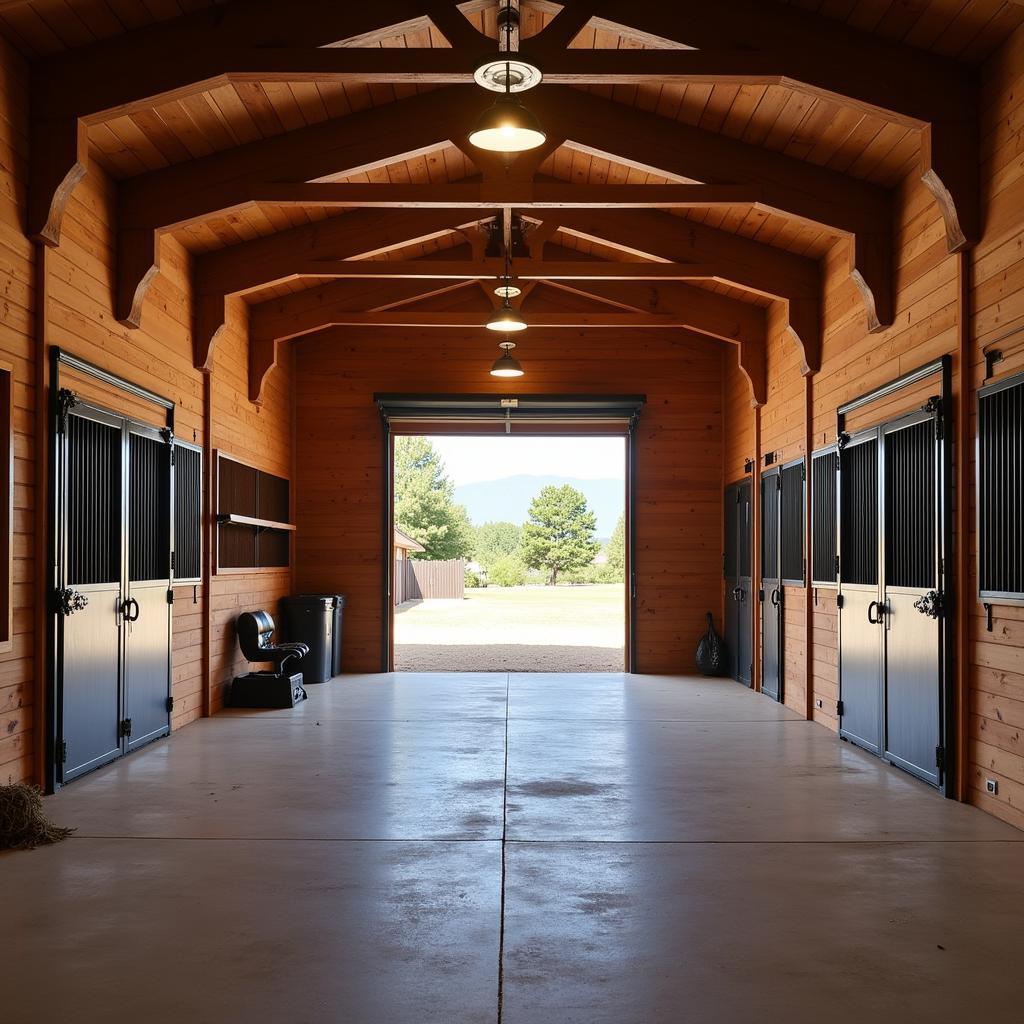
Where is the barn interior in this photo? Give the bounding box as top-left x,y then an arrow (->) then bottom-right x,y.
2,1 -> 1024,1021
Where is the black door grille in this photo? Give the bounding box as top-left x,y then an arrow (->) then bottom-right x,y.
724,485 -> 739,579
780,461 -> 805,583
979,372 -> 1024,598
174,444 -> 203,582
762,471 -> 779,580
841,439 -> 878,586
67,416 -> 121,586
812,449 -> 838,583
738,481 -> 752,578
129,433 -> 170,583
885,421 -> 935,590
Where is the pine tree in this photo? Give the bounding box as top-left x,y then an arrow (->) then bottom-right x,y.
520,485 -> 600,585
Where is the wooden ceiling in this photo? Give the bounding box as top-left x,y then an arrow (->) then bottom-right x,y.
9,0 -> 1019,405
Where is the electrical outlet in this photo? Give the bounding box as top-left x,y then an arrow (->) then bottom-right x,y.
815,698 -> 823,709
986,778 -> 999,795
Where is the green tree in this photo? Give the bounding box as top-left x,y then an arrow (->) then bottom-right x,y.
473,521 -> 521,571
603,513 -> 626,582
393,436 -> 473,560
488,554 -> 527,588
520,484 -> 601,586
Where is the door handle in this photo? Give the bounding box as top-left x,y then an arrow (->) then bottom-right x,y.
732,586 -> 744,602
770,587 -> 781,608
122,597 -> 140,622
867,600 -> 886,625
129,598 -> 140,622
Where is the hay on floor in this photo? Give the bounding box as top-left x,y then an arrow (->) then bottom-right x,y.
0,783 -> 76,850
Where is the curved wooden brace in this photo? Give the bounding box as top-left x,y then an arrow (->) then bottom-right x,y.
737,339 -> 767,408
28,118 -> 88,246
849,231 -> 894,334
194,292 -> 228,372
920,121 -> 980,253
249,335 -> 279,406
115,227 -> 160,327
785,297 -> 822,376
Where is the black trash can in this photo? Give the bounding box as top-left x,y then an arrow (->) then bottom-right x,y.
303,593 -> 345,676
281,595 -> 334,684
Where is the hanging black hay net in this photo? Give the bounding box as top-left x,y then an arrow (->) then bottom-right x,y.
0,783 -> 76,850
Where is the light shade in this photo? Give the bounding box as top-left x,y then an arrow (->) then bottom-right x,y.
486,300 -> 528,332
469,98 -> 546,153
490,342 -> 524,378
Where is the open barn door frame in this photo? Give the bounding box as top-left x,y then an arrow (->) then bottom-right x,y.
375,394 -> 646,673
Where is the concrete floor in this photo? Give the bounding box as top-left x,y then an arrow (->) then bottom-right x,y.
3,673 -> 1023,1023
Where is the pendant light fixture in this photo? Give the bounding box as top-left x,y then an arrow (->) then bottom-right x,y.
490,340 -> 524,378
469,1 -> 546,154
487,241 -> 527,332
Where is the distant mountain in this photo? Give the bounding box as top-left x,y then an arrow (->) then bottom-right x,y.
454,475 -> 625,536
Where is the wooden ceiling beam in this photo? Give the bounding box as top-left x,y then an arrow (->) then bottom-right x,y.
281,258 -> 771,281
524,86 -> 892,334
193,208 -> 486,370
250,182 -> 762,209
246,263 -> 768,404
546,208 -> 822,373
586,0 -> 977,249
114,87 -> 484,331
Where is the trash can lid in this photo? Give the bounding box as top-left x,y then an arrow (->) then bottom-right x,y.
286,595 -> 336,606
300,593 -> 346,606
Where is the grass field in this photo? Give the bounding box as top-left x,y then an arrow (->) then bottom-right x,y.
393,584 -> 626,671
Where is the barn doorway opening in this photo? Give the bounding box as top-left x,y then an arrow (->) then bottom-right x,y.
378,394 -> 642,673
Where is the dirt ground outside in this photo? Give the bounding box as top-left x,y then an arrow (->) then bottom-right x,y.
393,584 -> 626,672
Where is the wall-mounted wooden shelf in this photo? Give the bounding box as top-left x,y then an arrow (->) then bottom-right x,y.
215,450 -> 293,573
217,513 -> 296,532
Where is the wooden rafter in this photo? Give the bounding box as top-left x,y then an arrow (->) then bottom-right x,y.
246,266 -> 769,404
192,208 -> 488,370
114,81 -> 889,334
250,182 -> 762,209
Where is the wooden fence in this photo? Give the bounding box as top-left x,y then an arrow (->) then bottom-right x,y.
396,558 -> 465,603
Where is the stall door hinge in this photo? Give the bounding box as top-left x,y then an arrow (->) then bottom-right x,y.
935,746 -> 946,771
836,593 -> 844,609
167,588 -> 174,605
119,718 -> 133,739
56,740 -> 67,765
166,696 -> 175,713
836,700 -> 845,717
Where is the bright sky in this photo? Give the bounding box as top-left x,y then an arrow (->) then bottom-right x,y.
428,435 -> 626,486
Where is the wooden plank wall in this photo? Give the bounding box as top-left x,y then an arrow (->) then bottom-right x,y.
208,298 -> 294,714
294,329 -> 725,674
0,34 -> 293,784
0,35 -> 33,784
968,25 -> 1024,829
721,20 -> 1024,828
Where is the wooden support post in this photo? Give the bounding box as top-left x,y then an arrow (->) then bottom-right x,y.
804,372 -> 815,722
201,371 -> 212,719
32,242 -> 51,788
752,405 -> 762,693
955,250 -> 971,801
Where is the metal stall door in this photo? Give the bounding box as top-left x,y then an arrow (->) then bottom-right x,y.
881,413 -> 943,786
725,480 -> 753,686
760,469 -> 783,701
56,405 -> 125,782
124,424 -> 173,751
838,431 -> 883,754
